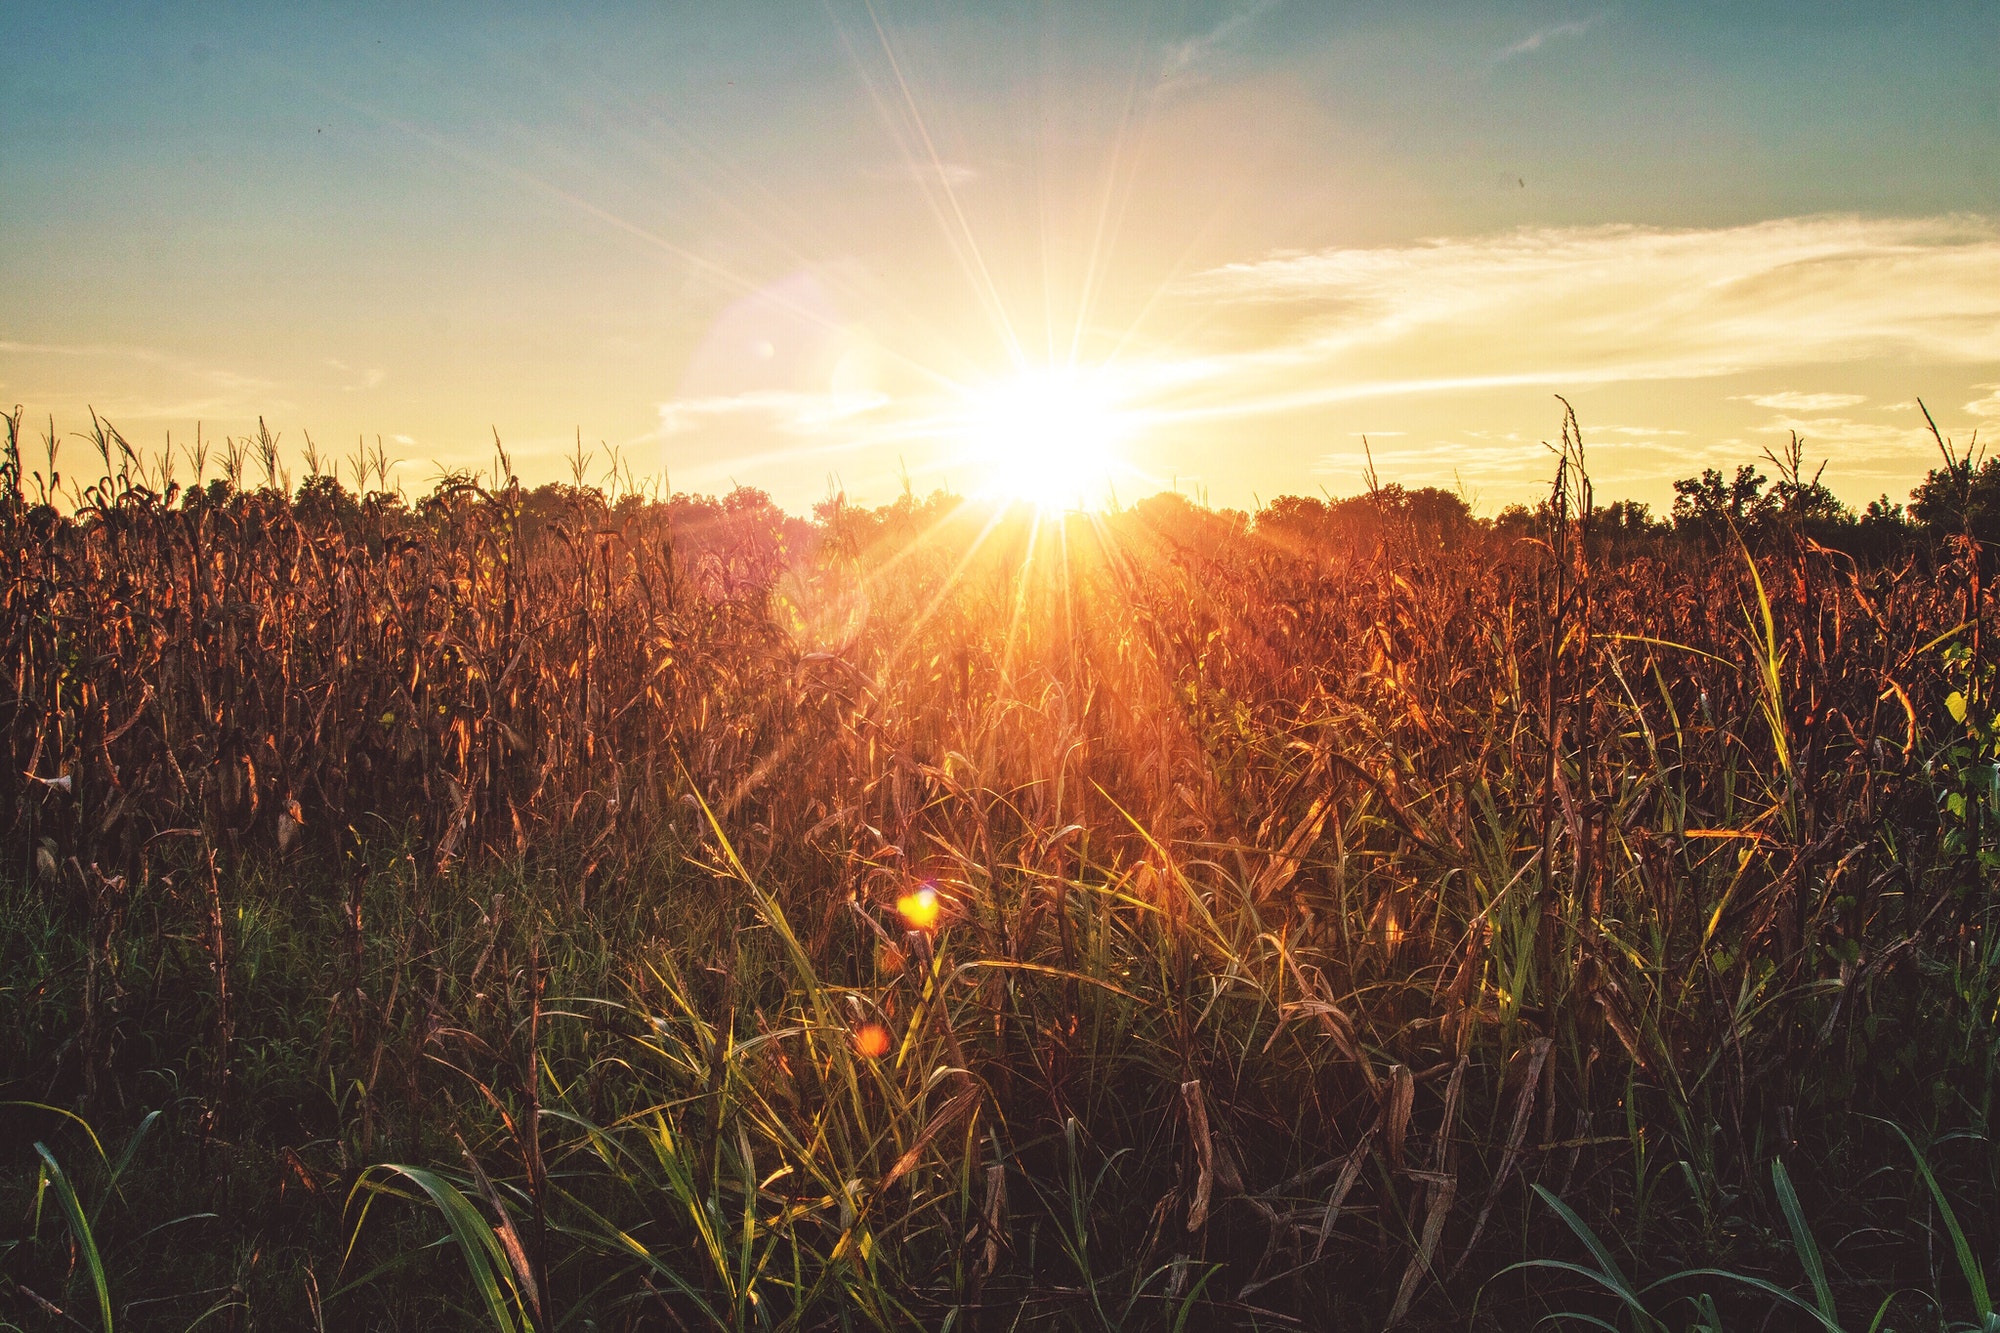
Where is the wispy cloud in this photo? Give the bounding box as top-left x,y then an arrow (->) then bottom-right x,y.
1169,215 -> 2000,420
1745,414 -> 1946,478
1734,391 -> 1868,411
1966,384 -> 2000,417
1496,16 -> 1599,62
0,338 -> 281,420
1161,0 -> 1281,90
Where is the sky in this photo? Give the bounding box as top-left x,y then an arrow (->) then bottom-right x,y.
4,1 -> 1997,515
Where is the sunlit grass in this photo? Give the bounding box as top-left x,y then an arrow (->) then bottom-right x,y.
1,404 -> 1995,1329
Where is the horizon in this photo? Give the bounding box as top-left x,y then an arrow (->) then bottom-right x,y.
5,2 -> 1997,516
13,403 -> 1967,525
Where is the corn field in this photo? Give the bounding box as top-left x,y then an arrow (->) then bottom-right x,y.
3,405 -> 1997,1331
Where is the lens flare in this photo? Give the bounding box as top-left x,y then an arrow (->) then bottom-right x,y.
853,1022 -> 893,1059
895,884 -> 942,932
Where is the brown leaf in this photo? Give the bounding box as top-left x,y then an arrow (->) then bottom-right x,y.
1451,1037 -> 1551,1279
1384,1064 -> 1415,1171
978,1162 -> 1008,1276
1312,1127 -> 1377,1262
1250,794 -> 1329,902
881,1082 -> 981,1190
1181,1079 -> 1214,1231
1387,1175 -> 1456,1327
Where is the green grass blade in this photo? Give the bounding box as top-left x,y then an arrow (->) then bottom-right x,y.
180,1295 -> 249,1331
1666,1269 -> 1844,1333
1882,1122 -> 1992,1318
541,1191 -> 729,1328
1772,1159 -> 1836,1324
34,1142 -> 112,1333
1495,1258 -> 1658,1331
1508,1184 -> 1669,1333
358,1165 -> 532,1333
1530,1185 -> 1643,1307
6,1102 -> 111,1171
96,1110 -> 161,1228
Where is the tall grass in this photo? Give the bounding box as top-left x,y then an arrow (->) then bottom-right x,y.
1,406 -> 1995,1329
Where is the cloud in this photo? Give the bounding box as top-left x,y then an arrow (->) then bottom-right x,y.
1161,0 -> 1281,89
1745,414 -> 1941,479
1734,391 -> 1869,411
1967,384 -> 2000,417
1497,16 -> 1599,62
332,365 -> 387,393
1,337 -> 209,371
0,338 -> 282,420
1166,214 -> 2000,421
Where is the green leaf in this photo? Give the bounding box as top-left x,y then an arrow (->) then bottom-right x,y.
1882,1122 -> 1991,1319
1772,1159 -> 1836,1325
351,1165 -> 533,1333
35,1143 -> 112,1333
1510,1186 -> 1662,1332
1947,690 -> 1969,723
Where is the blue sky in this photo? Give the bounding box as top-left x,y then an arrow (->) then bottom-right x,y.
4,2 -> 1997,511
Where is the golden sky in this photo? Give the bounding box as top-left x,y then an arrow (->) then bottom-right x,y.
4,3 -> 1997,514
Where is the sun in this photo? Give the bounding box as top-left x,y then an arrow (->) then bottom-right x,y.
956,367 -> 1134,511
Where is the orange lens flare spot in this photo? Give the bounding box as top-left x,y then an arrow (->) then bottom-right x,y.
853,1023 -> 893,1059
895,885 -> 942,932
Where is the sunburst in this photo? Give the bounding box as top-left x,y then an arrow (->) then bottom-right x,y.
955,366 -> 1135,511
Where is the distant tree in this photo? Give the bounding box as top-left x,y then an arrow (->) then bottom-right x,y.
1252,483 -> 1476,562
294,471 -> 358,527
1836,493 -> 1914,563
1592,499 -> 1660,538
184,477 -> 235,511
722,484 -> 779,515
1864,495 -> 1906,527
1324,493 -> 1385,546
1910,453 -> 2000,545
811,487 -> 963,557
1134,490 -> 1248,550
1254,494 -> 1331,550
1493,503 -> 1539,539
1397,485 -> 1474,535
1672,464 -> 1777,540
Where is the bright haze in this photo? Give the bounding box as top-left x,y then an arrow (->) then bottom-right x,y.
4,2 -> 1997,514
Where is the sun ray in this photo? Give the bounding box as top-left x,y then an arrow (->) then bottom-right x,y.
840,0 -> 1029,371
